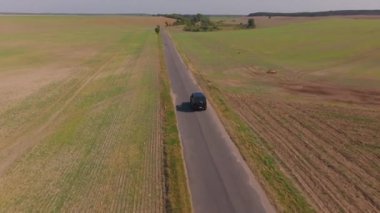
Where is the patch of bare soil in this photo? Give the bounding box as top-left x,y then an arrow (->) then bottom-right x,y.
240,15 -> 380,28
282,82 -> 380,106
0,54 -> 118,177
242,64 -> 380,106
342,15 -> 380,20
85,16 -> 175,27
241,16 -> 326,28
227,92 -> 380,212
0,66 -> 73,114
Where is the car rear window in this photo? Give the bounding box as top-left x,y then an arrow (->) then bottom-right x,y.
194,96 -> 206,102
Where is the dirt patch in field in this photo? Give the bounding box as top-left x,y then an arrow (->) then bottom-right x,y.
237,64 -> 380,106
239,16 -> 326,28
84,16 -> 175,27
0,66 -> 73,113
342,15 -> 380,20
282,82 -> 380,105
239,15 -> 380,28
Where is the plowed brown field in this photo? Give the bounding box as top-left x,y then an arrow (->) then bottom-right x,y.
227,91 -> 380,212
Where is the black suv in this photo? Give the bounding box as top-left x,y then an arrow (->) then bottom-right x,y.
190,92 -> 207,111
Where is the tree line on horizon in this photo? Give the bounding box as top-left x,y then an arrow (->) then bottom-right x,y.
159,13 -> 256,31
162,13 -> 219,32
248,10 -> 380,17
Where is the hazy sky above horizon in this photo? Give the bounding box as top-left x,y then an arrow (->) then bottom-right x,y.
1,0 -> 380,15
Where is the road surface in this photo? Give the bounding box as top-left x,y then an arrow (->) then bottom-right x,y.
162,31 -> 276,213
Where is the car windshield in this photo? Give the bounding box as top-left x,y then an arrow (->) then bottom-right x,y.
194,96 -> 206,102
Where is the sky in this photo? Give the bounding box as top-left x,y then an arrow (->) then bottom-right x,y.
1,0 -> 380,15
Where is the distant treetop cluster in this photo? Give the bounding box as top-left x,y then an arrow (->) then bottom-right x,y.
162,13 -> 219,32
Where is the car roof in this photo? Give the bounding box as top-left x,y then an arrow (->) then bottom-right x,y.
192,92 -> 206,97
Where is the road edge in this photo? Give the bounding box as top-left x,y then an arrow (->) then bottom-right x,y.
158,34 -> 193,213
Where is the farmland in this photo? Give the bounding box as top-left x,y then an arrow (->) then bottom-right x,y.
0,16 -> 176,211
170,17 -> 380,212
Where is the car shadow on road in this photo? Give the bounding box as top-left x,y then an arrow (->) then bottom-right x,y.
176,102 -> 194,113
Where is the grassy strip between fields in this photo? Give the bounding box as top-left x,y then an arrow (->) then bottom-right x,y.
158,35 -> 192,213
172,37 -> 314,212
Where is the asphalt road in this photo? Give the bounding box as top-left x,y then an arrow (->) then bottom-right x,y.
162,31 -> 276,213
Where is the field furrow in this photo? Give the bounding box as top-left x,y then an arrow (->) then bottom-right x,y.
284,104 -> 380,205
228,93 -> 379,212
229,95 -> 348,211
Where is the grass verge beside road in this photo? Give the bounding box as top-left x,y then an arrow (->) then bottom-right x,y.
158,35 -> 192,213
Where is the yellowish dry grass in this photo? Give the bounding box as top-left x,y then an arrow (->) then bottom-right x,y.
0,16 -> 169,211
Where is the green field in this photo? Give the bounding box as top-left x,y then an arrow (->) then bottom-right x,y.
170,17 -> 380,212
172,18 -> 380,89
0,16 -> 189,212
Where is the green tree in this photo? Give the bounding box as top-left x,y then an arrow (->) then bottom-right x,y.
155,25 -> 160,34
192,13 -> 202,24
182,14 -> 219,32
247,18 -> 256,28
